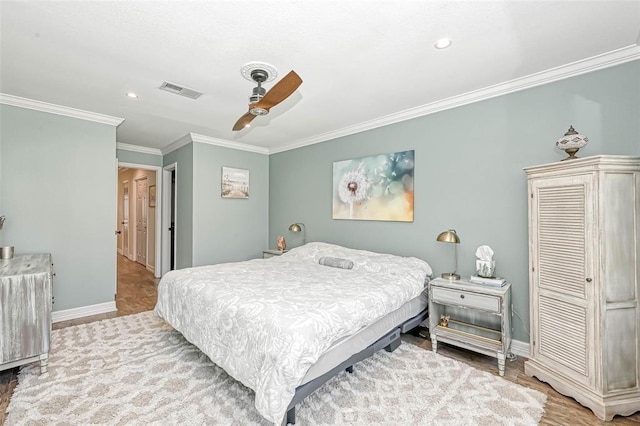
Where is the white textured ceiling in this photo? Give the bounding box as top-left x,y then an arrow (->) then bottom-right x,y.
1,1 -> 639,152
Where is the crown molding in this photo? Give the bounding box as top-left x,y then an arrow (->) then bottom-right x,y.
116,142 -> 162,156
190,133 -> 269,155
269,45 -> 640,154
162,132 -> 269,155
161,133 -> 193,155
0,93 -> 124,126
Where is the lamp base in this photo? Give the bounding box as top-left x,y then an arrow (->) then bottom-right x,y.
441,272 -> 460,280
561,147 -> 580,161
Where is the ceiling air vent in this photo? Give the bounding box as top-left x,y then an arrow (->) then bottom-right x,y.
159,81 -> 203,99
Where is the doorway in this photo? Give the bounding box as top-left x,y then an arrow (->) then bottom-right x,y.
116,163 -> 162,279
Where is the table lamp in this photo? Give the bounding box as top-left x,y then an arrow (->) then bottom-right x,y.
437,229 -> 460,280
288,222 -> 306,245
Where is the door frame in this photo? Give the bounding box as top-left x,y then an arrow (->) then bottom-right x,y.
161,163 -> 177,276
117,161 -> 162,278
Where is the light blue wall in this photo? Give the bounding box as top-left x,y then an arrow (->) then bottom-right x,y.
116,149 -> 163,167
192,143 -> 269,265
163,143 -> 193,269
0,104 -> 117,311
268,60 -> 640,342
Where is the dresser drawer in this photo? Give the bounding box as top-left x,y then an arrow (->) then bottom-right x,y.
431,287 -> 501,313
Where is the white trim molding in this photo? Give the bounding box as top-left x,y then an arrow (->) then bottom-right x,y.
510,339 -> 531,359
162,132 -> 270,155
161,133 -> 193,155
191,133 -> 269,154
116,142 -> 162,156
269,45 -> 640,154
0,93 -> 124,126
52,301 -> 117,323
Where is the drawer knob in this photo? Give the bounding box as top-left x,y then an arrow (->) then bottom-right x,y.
460,294 -> 465,299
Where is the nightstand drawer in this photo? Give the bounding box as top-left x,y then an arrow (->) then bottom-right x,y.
431,287 -> 500,313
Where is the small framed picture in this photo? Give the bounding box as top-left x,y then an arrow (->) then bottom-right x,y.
221,167 -> 249,199
149,185 -> 156,207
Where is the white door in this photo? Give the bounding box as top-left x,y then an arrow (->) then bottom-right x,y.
136,178 -> 148,266
122,181 -> 129,257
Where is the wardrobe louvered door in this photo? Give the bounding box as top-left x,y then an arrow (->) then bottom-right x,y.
530,175 -> 595,386
524,155 -> 640,421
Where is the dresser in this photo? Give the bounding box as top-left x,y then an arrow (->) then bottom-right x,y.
0,254 -> 53,374
524,155 -> 640,420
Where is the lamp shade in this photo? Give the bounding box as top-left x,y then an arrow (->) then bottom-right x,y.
436,229 -> 460,244
288,223 -> 302,232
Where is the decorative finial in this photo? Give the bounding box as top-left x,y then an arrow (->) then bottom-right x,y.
564,125 -> 578,136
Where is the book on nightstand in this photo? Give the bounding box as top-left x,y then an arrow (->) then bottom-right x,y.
469,275 -> 506,287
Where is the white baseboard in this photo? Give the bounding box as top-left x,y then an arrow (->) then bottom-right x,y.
146,264 -> 155,274
52,301 -> 117,323
117,248 -> 123,255
510,339 -> 530,358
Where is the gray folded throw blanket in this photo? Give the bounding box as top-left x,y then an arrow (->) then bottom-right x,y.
318,256 -> 354,269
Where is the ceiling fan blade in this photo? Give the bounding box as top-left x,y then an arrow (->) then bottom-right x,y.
256,70 -> 302,110
232,111 -> 257,131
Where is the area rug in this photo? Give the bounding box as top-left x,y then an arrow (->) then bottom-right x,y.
6,312 -> 546,425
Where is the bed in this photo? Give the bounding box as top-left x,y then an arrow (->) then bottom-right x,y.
154,242 -> 432,424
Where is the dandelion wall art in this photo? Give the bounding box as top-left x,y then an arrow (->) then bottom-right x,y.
332,150 -> 414,222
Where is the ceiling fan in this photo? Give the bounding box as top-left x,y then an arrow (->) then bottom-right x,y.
232,67 -> 302,131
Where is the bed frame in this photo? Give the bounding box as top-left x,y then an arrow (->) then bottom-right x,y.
284,308 -> 428,425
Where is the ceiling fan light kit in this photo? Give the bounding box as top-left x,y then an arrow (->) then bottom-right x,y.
232,61 -> 302,131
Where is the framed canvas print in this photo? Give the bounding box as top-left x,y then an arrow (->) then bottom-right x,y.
221,167 -> 249,199
332,150 -> 414,222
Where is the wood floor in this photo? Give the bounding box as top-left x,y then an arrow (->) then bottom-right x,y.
1,258 -> 639,425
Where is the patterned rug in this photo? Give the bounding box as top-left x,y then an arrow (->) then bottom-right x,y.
6,312 -> 546,425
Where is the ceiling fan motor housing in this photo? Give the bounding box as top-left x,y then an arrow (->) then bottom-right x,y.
248,69 -> 269,115
249,86 -> 266,104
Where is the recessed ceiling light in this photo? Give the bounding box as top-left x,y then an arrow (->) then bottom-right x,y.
125,92 -> 138,98
434,38 -> 452,49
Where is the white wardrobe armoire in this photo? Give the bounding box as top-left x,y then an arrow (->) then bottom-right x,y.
524,155 -> 640,421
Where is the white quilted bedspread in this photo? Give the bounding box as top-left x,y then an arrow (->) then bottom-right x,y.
154,242 -> 432,424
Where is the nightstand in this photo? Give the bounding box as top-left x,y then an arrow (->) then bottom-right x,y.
262,249 -> 288,259
428,277 -> 511,376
